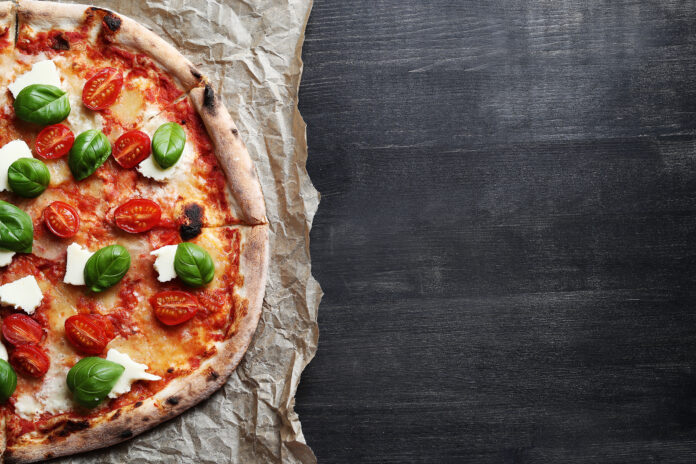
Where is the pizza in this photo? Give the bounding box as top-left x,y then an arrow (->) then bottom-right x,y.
0,1 -> 269,462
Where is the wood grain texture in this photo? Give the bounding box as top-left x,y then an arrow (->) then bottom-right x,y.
295,1 -> 696,462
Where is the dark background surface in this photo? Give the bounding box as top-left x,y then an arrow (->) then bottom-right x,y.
294,1 -> 696,462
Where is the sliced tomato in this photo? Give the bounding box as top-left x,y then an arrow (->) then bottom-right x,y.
82,67 -> 123,110
2,314 -> 43,346
35,124 -> 74,159
10,345 -> 50,378
64,314 -> 114,355
113,130 -> 151,169
150,291 -> 200,326
43,201 -> 80,238
114,199 -> 162,233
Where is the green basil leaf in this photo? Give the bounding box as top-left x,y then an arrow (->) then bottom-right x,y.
174,242 -> 215,287
67,357 -> 124,408
0,360 -> 17,402
0,200 -> 33,253
68,130 -> 112,180
152,122 -> 186,169
8,158 -> 50,198
14,84 -> 71,125
84,244 -> 131,292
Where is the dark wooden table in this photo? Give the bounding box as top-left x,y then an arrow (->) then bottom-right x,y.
295,1 -> 696,462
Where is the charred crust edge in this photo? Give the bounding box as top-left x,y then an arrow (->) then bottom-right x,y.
208,369 -> 220,381
203,84 -> 217,115
134,401 -> 143,408
55,420 -> 90,437
190,67 -> 202,80
51,33 -> 70,50
180,203 -> 204,240
118,429 -> 133,439
103,12 -> 122,32
166,396 -> 180,406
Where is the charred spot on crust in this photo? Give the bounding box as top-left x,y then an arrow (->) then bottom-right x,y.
51,33 -> 70,50
119,429 -> 133,439
142,417 -> 149,422
180,203 -> 204,240
103,13 -> 122,32
203,84 -> 217,115
208,370 -> 220,381
231,128 -> 239,137
56,420 -> 90,437
134,401 -> 143,408
167,367 -> 175,373
190,67 -> 202,80
167,396 -> 180,406
111,409 -> 122,420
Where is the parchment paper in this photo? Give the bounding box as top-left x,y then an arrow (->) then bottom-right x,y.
53,0 -> 320,462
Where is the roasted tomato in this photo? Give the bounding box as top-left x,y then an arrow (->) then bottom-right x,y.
114,199 -> 162,233
43,201 -> 80,238
64,314 -> 114,355
35,124 -> 74,159
113,130 -> 151,169
82,67 -> 123,110
150,291 -> 200,326
2,314 -> 43,346
10,345 -> 50,378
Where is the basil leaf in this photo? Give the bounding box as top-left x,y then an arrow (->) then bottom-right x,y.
152,122 -> 186,169
174,242 -> 215,287
68,130 -> 112,180
14,84 -> 71,125
84,244 -> 131,292
67,357 -> 124,408
0,360 -> 17,402
0,200 -> 33,253
8,158 -> 50,198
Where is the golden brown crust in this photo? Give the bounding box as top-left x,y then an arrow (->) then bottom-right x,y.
17,0 -> 92,31
0,2 -> 14,22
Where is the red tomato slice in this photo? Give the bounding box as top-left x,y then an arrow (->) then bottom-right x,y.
114,199 -> 162,233
150,291 -> 200,326
82,67 -> 124,110
64,314 -> 113,355
35,124 -> 74,159
2,314 -> 43,346
113,130 -> 151,169
43,201 -> 80,238
10,345 -> 50,378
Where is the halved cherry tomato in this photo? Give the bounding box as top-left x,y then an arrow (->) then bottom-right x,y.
10,345 -> 50,378
150,291 -> 200,326
35,124 -> 75,159
65,314 -> 114,355
114,199 -> 162,233
2,314 -> 43,346
113,130 -> 151,169
82,67 -> 123,110
43,201 -> 80,238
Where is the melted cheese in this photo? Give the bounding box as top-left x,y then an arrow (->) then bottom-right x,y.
0,248 -> 15,267
8,60 -> 62,97
150,245 -> 178,282
0,140 -> 33,192
106,349 -> 161,398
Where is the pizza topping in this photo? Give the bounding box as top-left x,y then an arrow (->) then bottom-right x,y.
174,243 -> 215,287
105,348 -> 161,398
8,158 -> 50,198
63,243 -> 93,285
152,122 -> 186,169
114,199 -> 162,233
10,345 -> 49,378
0,250 -> 15,268
150,291 -> 200,326
68,129 -> 112,180
64,314 -> 114,355
83,244 -> 131,292
14,84 -> 71,126
67,357 -> 124,408
81,67 -> 124,111
0,276 -> 43,314
0,341 -> 7,361
113,130 -> 151,168
0,201 -> 33,253
0,140 -> 33,192
44,202 -> 80,238
137,153 -> 179,181
35,124 -> 75,159
150,244 -> 178,282
0,359 -> 16,402
8,60 -> 62,98
2,314 -> 44,346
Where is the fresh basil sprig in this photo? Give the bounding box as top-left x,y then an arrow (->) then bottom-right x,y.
0,360 -> 17,402
84,244 -> 131,292
152,122 -> 186,169
68,130 -> 112,181
67,357 -> 124,408
174,242 -> 215,287
8,158 -> 50,198
14,84 -> 71,125
0,200 -> 33,253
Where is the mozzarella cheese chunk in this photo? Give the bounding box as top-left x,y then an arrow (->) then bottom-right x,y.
13,365 -> 75,419
63,243 -> 94,286
0,276 -> 43,314
0,342 -> 7,361
0,140 -> 33,192
150,244 -> 178,282
137,155 -> 179,181
106,349 -> 161,398
8,59 -> 62,97
0,248 -> 15,267
13,395 -> 41,419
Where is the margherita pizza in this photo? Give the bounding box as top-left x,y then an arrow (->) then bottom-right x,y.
0,1 -> 269,462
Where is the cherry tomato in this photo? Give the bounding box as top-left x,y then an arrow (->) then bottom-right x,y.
150,291 -> 200,326
35,124 -> 75,159
113,130 -> 151,169
10,345 -> 49,378
114,199 -> 162,233
82,67 -> 123,110
43,201 -> 80,238
64,314 -> 114,355
2,314 -> 43,346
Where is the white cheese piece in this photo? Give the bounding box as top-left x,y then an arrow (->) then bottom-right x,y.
0,249 -> 15,267
0,276 -> 43,314
0,140 -> 33,192
63,243 -> 94,286
137,154 -> 179,182
106,349 -> 161,398
39,367 -> 75,416
150,244 -> 178,282
0,342 -> 7,361
13,394 -> 41,420
8,59 -> 62,97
